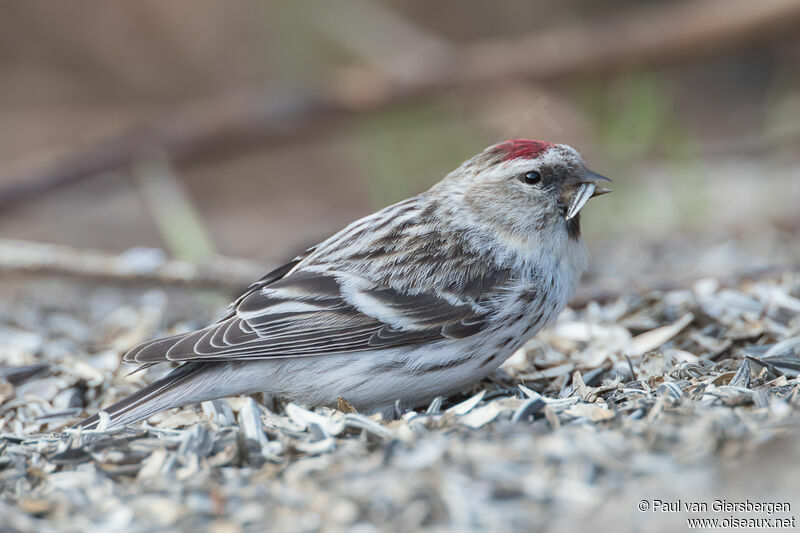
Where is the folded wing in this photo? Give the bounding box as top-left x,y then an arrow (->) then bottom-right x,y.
125,268 -> 490,364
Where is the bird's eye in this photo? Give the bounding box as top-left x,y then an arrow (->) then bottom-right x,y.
522,171 -> 541,185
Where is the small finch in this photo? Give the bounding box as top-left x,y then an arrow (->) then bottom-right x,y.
75,139 -> 610,430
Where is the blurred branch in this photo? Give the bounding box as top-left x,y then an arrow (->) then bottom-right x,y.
460,0 -> 800,82
2,0 -> 800,209
0,239 -> 265,291
0,90 -> 351,210
305,0 -> 453,84
1,238 -> 793,307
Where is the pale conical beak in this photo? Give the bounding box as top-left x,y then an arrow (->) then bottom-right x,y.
565,170 -> 612,220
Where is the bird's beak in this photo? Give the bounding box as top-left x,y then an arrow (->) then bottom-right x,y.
565,170 -> 612,220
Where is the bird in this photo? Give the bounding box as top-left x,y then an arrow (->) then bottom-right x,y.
73,139 -> 610,430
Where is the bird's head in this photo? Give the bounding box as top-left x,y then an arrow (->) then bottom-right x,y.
433,139 -> 610,243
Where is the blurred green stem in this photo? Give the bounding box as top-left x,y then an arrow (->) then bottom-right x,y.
132,150 -> 215,261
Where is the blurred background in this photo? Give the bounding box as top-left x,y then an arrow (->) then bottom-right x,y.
2,3 -> 800,528
0,0 -> 799,294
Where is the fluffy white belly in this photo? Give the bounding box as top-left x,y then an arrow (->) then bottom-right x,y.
199,341 -> 499,413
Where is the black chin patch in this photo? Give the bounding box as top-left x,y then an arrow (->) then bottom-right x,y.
566,213 -> 581,240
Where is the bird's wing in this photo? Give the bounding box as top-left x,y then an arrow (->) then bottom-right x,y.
218,246 -> 317,322
124,268 -> 491,364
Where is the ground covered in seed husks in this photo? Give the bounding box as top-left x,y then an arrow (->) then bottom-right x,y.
2,258 -> 800,532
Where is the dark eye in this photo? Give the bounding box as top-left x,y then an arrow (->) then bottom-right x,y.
522,171 -> 541,185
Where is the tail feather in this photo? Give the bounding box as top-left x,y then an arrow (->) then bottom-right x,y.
72,363 -> 216,430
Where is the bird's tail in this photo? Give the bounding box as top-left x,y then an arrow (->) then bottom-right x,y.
71,362 -> 221,431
